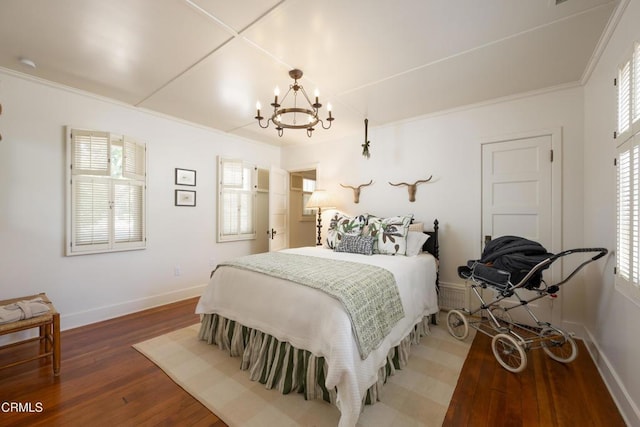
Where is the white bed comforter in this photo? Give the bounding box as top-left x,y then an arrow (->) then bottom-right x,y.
196,246 -> 439,427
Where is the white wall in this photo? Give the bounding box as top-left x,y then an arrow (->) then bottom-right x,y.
584,0 -> 640,424
0,71 -> 280,330
283,86 -> 586,323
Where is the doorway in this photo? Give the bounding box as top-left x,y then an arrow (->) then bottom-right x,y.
289,169 -> 317,248
481,129 -> 562,325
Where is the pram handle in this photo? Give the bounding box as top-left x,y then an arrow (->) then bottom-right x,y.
549,247 -> 608,288
550,247 -> 608,262
509,247 -> 608,291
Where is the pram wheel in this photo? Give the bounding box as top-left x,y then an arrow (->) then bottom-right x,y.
540,327 -> 578,363
492,333 -> 527,373
446,310 -> 469,340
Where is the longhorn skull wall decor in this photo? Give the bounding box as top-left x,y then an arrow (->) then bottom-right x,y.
340,180 -> 373,203
388,176 -> 433,202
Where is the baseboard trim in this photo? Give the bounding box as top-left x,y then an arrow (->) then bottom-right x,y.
438,281 -> 469,311
560,319 -> 586,340
61,284 -> 207,331
582,327 -> 640,426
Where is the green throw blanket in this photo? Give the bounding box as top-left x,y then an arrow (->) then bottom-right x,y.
217,252 -> 405,359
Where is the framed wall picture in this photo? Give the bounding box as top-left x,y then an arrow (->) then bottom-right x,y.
175,190 -> 196,207
175,168 -> 196,186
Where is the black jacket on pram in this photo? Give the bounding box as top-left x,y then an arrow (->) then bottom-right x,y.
464,236 -> 554,290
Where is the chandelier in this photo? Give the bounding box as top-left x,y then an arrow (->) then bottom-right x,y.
255,69 -> 334,137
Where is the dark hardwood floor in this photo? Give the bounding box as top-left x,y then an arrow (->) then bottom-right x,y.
443,330 -> 626,427
0,298 -> 626,426
0,297 -> 224,427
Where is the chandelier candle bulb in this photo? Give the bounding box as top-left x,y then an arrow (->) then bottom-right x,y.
255,101 -> 262,120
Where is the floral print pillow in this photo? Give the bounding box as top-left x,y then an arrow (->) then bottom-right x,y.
366,215 -> 413,255
326,213 -> 366,249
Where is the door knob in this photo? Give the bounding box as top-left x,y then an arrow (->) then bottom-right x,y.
271,228 -> 277,239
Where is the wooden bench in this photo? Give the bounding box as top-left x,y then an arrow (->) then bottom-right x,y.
0,293 -> 60,375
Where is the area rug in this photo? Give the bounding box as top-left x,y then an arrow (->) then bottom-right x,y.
133,321 -> 472,426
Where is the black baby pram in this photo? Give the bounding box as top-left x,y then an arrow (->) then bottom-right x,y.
447,236 -> 607,373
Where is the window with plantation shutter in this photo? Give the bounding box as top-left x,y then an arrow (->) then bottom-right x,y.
618,59 -> 631,139
633,43 -> 640,132
67,127 -> 147,255
302,177 -> 316,217
616,43 -> 640,302
616,136 -> 640,298
218,157 -> 256,242
114,180 -> 144,243
72,176 -> 110,249
71,130 -> 110,176
123,137 -> 146,181
221,159 -> 244,189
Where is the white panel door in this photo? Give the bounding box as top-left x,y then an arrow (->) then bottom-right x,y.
269,167 -> 288,252
481,132 -> 560,325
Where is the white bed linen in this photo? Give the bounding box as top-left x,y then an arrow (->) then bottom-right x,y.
196,246 -> 438,427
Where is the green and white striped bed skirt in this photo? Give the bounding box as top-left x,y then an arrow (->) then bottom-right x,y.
198,313 -> 431,407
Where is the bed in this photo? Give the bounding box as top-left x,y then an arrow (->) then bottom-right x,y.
196,217 -> 439,427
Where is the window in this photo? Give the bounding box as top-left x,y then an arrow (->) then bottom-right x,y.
302,177 -> 316,217
616,42 -> 640,300
66,128 -> 147,255
217,157 -> 256,242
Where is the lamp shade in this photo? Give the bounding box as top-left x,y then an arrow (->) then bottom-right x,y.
305,189 -> 335,209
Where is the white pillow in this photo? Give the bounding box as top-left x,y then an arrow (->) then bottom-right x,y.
408,222 -> 424,232
406,231 -> 429,256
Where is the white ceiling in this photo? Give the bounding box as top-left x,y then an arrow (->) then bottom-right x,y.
0,0 -> 619,146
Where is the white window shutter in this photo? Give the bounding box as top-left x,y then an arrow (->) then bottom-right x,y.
632,43 -> 640,133
218,157 -> 257,242
618,144 -> 632,282
617,136 -> 640,287
618,59 -> 632,142
71,176 -> 111,251
71,129 -> 110,176
123,137 -> 146,181
239,192 -> 254,234
221,192 -> 239,237
113,180 -> 145,247
633,142 -> 640,284
221,159 -> 244,188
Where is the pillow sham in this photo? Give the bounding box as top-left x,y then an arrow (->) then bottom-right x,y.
406,231 -> 429,256
325,213 -> 366,249
335,234 -> 375,255
366,214 -> 413,255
